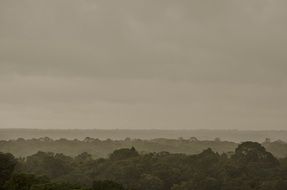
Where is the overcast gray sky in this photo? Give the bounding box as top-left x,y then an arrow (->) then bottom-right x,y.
0,0 -> 287,130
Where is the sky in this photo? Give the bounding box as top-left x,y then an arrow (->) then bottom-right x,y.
0,0 -> 287,130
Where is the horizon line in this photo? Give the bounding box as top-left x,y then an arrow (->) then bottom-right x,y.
0,128 -> 286,132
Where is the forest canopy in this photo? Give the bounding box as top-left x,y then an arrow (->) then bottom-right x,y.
1,142 -> 287,190
1,137 -> 287,158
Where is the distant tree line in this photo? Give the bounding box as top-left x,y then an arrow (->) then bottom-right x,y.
0,137 -> 287,158
1,142 -> 287,190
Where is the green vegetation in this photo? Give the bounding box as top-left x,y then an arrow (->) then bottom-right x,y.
1,137 -> 287,158
1,142 -> 287,190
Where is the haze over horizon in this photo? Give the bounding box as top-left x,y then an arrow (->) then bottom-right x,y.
1,0 -> 287,130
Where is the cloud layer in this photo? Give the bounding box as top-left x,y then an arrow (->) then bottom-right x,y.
0,0 -> 287,129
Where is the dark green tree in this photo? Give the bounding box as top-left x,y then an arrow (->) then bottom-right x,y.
109,147 -> 139,161
0,152 -> 17,189
25,151 -> 73,178
233,142 -> 279,167
4,173 -> 49,190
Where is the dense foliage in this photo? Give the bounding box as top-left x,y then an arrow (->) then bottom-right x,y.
1,137 -> 287,158
1,142 -> 287,190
